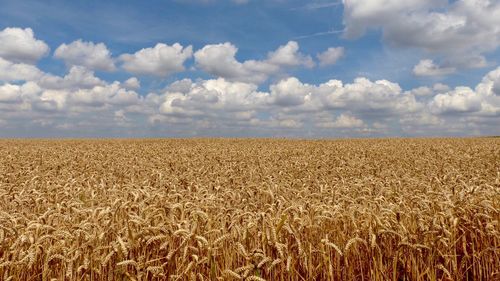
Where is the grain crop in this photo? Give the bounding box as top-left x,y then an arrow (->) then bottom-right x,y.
0,138 -> 498,280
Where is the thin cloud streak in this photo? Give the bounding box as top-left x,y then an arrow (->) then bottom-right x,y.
294,29 -> 344,40
290,1 -> 341,11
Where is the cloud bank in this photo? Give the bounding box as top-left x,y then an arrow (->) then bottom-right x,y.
343,0 -> 500,75
0,21 -> 499,137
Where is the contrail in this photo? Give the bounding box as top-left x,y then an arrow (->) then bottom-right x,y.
294,29 -> 344,40
290,1 -> 342,11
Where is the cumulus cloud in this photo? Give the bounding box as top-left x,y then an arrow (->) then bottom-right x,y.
147,75 -> 425,135
2,67 -> 500,136
0,84 -> 23,103
54,40 -> 116,71
143,74 -> 427,134
269,77 -> 312,106
342,0 -> 500,70
194,43 -> 263,82
123,77 -> 141,90
433,83 -> 451,93
120,43 -> 193,76
36,90 -> 68,112
155,78 -> 267,117
317,47 -> 344,66
38,66 -> 105,90
194,41 -> 313,83
342,0 -> 442,38
0,63 -> 141,125
70,82 -> 141,107
317,113 -> 364,128
0,27 -> 50,64
0,57 -> 43,82
408,86 -> 433,97
430,87 -> 482,114
428,67 -> 500,117
0,81 -> 41,115
266,41 -> 314,68
317,78 -> 421,115
0,26 -> 499,137
413,59 -> 456,76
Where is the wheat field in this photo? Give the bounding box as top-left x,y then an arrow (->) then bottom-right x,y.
0,138 -> 498,281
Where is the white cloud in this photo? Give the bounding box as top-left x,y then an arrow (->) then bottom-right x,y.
54,40 -> 116,71
267,41 -> 314,68
38,66 -> 105,90
477,67 -> 500,97
433,83 -> 451,93
343,0 -> 500,69
430,86 -> 482,114
194,43 -> 265,83
194,41 -> 313,84
120,43 -> 193,76
1,66 -> 498,136
318,113 -> 364,128
0,30 -> 498,137
166,79 -> 194,93
317,47 -> 344,66
269,77 -> 312,106
123,77 -> 141,90
427,66 -> 500,116
37,90 -> 68,112
0,57 -> 43,82
317,78 -> 421,114
277,118 -> 302,128
399,112 -> 445,134
0,84 -> 22,103
71,82 -> 141,107
342,0 -> 442,38
408,86 -> 433,97
147,75 -> 425,135
156,78 -> 267,117
413,59 -> 456,76
0,27 -> 49,64
0,64 -> 142,117
0,81 -> 41,113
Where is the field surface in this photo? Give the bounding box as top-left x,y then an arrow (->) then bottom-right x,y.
0,138 -> 499,281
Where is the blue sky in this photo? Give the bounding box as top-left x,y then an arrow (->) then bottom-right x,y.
0,0 -> 499,137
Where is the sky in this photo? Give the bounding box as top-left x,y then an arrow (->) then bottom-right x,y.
0,0 -> 499,138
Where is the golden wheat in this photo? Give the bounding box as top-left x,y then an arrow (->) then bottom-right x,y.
0,138 -> 498,280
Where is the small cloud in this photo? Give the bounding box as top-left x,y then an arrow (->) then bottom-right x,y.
413,59 -> 455,77
0,27 -> 49,64
317,47 -> 344,66
318,114 -> 364,128
0,57 -> 43,82
54,40 -> 116,71
120,43 -> 193,77
123,77 -> 141,90
430,87 -> 482,114
194,41 -> 313,84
